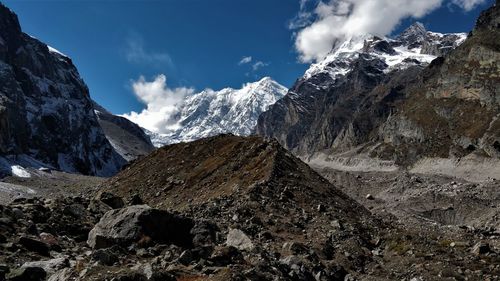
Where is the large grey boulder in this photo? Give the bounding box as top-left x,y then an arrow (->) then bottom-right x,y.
87,205 -> 193,249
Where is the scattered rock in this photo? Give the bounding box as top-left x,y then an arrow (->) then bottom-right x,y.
226,229 -> 254,251
6,266 -> 46,281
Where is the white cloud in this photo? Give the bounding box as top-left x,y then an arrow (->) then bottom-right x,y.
238,56 -> 253,65
238,56 -> 269,72
293,0 -> 486,62
125,34 -> 173,66
121,75 -> 194,133
252,61 -> 269,71
288,0 -> 315,29
451,0 -> 486,11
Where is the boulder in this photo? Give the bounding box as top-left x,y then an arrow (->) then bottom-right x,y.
87,205 -> 194,249
226,228 -> 254,251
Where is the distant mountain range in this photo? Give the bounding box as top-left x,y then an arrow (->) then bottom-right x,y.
0,0 -> 497,182
142,77 -> 287,147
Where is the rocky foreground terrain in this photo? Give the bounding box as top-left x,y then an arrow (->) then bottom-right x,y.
0,135 -> 499,281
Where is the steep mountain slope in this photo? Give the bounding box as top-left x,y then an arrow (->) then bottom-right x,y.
375,2 -> 500,178
257,8 -> 498,179
0,4 -> 124,176
93,102 -> 154,161
144,77 -> 287,146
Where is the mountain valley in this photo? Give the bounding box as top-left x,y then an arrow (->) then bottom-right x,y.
0,1 -> 499,281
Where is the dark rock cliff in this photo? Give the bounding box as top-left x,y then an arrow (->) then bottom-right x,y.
0,3 -> 125,176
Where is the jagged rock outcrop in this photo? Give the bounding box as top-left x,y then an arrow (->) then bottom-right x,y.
93,102 -> 154,161
0,4 -> 124,176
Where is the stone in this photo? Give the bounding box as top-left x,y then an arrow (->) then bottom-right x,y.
47,268 -> 73,281
6,267 -> 46,281
92,248 -> 119,266
317,204 -> 326,212
19,237 -> 50,256
88,200 -> 112,215
63,204 -> 87,218
39,233 -> 59,250
87,205 -> 194,249
128,194 -> 144,205
366,194 -> 374,200
177,250 -> 193,265
226,229 -> 254,251
38,167 -> 51,173
210,246 -> 244,266
287,242 -> 309,254
22,258 -> 68,275
190,221 -> 217,248
97,192 -> 125,209
471,242 -> 492,255
0,264 -> 9,280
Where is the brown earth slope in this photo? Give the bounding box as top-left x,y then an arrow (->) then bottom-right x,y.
104,134 -> 385,278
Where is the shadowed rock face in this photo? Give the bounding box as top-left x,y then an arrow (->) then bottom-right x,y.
257,2 -> 499,169
93,102 -> 155,162
0,4 -> 124,176
373,2 -> 500,164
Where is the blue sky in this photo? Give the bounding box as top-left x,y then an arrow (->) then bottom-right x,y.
3,0 -> 494,115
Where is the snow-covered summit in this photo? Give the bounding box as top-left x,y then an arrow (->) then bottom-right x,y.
304,23 -> 467,80
145,77 -> 288,147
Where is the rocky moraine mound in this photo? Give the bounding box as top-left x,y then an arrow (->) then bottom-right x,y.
1,135 -> 500,280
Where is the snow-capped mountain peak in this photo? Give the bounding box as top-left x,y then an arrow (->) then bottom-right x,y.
303,24 -> 467,80
144,77 -> 288,147
398,22 -> 428,45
